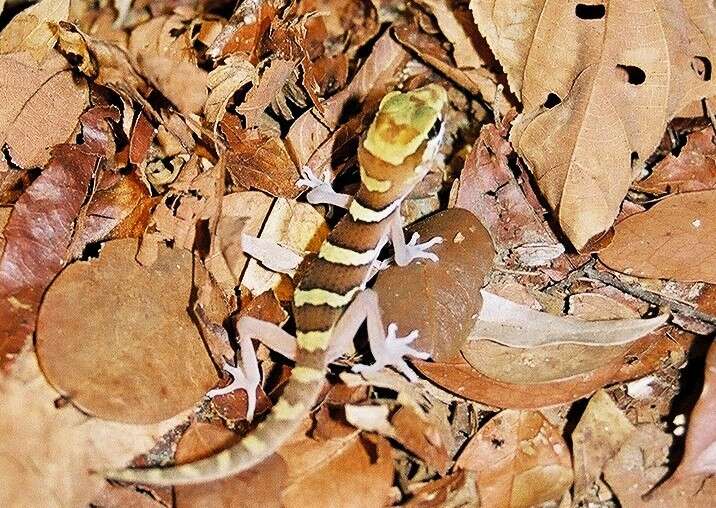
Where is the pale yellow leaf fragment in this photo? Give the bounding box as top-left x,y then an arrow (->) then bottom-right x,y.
0,0 -> 69,62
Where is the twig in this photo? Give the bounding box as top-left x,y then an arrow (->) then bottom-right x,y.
583,265 -> 716,326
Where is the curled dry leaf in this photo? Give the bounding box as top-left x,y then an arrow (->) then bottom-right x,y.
0,0 -> 68,62
0,106 -> 116,369
473,290 -> 668,347
634,128 -> 716,196
599,190 -> 716,283
571,389 -> 635,502
415,324 -> 686,409
205,56 -> 257,133
36,238 -> 217,423
0,348 -> 186,507
238,58 -> 297,129
471,0 -> 716,249
373,208 -> 494,361
456,410 -> 573,508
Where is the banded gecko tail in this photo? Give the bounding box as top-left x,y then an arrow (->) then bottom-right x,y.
103,352 -> 325,486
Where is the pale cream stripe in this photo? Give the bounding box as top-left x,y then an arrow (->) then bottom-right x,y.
318,241 -> 376,266
293,287 -> 360,307
296,329 -> 332,351
242,435 -> 267,454
292,366 -> 325,383
348,199 -> 398,223
360,167 -> 392,192
273,399 -> 305,420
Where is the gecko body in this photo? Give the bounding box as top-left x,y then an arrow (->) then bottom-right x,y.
105,84 -> 448,485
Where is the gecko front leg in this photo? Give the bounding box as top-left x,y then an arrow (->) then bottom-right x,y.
296,165 -> 352,209
390,212 -> 443,267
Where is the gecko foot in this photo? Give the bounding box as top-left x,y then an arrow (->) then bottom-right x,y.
352,323 -> 430,381
207,360 -> 261,421
398,232 -> 443,265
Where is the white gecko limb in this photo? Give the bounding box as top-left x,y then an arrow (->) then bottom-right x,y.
333,289 -> 430,381
240,234 -> 304,274
389,212 -> 443,267
297,165 -> 352,209
207,316 -> 296,421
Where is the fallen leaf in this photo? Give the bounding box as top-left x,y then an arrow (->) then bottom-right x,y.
471,0 -> 716,249
456,410 -> 573,508
571,389 -> 635,501
0,51 -> 88,176
36,238 -> 217,423
650,341 -> 716,495
0,348 -> 186,507
0,106 -> 117,370
205,55 -> 257,134
634,128 -> 716,196
374,208 -> 494,361
473,290 -> 668,347
0,0 -> 69,61
415,325 -> 685,408
238,58 -> 297,129
599,190 -> 716,283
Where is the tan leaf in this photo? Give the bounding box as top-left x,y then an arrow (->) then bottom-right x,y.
36,238 -> 217,423
571,389 -> 635,501
471,0 -> 716,249
456,410 -> 573,508
599,190 -> 716,283
0,0 -> 69,62
0,348 -> 186,507
205,56 -> 257,133
237,58 -> 297,129
0,51 -> 88,171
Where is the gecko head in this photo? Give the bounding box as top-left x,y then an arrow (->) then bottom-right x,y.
360,84 -> 447,196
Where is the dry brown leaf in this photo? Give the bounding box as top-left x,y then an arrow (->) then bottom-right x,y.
473,290 -> 668,347
279,430 -> 394,508
599,190 -> 716,283
415,325 -> 686,409
225,136 -> 301,199
0,106 -> 117,369
571,389 -> 635,501
205,56 -> 257,133
0,0 -> 69,61
603,424 -> 716,507
651,341 -> 716,496
0,51 -> 88,174
237,58 -> 297,129
374,208 -> 494,361
471,0 -> 716,249
0,348 -> 186,507
634,128 -> 716,195
456,410 -> 573,508
36,238 -> 217,423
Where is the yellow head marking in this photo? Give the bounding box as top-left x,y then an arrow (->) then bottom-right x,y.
363,84 -> 447,165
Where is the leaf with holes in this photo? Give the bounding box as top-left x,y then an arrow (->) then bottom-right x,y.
470,0 -> 716,249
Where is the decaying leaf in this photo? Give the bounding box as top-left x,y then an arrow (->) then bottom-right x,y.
205,56 -> 257,133
0,348 -> 186,507
36,238 -> 217,423
599,190 -> 716,283
456,410 -> 573,508
0,0 -> 69,61
571,389 -> 635,501
471,0 -> 716,249
473,290 -> 668,347
0,106 -> 116,369
374,208 -> 494,361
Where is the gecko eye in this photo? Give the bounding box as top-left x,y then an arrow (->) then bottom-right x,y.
427,118 -> 442,139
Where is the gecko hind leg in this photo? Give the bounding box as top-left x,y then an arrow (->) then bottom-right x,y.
328,289 -> 430,381
208,317 -> 297,421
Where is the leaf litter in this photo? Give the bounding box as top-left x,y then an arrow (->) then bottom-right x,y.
0,0 -> 715,506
